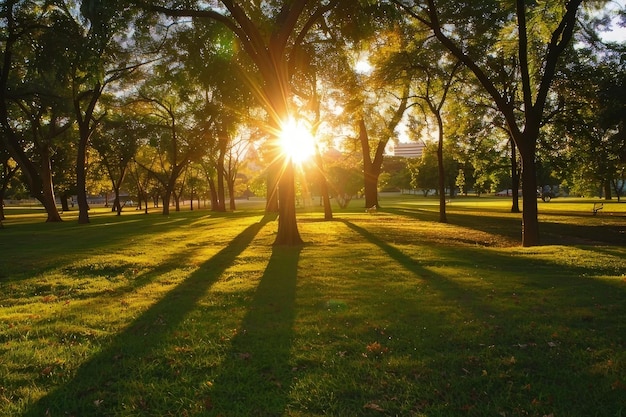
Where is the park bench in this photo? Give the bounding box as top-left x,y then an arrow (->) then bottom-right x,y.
592,202 -> 603,215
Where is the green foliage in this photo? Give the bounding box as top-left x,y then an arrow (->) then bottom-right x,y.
546,43 -> 626,198
408,142 -> 458,195
381,156 -> 412,191
326,163 -> 362,208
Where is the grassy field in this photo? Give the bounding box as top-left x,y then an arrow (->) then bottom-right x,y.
0,195 -> 625,416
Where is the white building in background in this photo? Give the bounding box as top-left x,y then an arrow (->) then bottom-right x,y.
389,141 -> 426,158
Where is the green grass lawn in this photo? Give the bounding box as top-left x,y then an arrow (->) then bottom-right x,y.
1,196 -> 625,416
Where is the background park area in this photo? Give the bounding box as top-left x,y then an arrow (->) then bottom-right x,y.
1,194 -> 625,416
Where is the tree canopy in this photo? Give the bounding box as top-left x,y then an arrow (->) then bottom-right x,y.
1,0 -> 624,246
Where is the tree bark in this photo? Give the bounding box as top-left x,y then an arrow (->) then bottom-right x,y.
519,139 -> 539,246
227,177 -> 236,211
39,146 -> 62,222
360,120 -> 382,209
216,133 -> 227,211
603,180 -> 612,200
76,138 -> 91,223
162,187 -> 172,215
435,112 -> 447,223
265,149 -> 280,213
274,157 -> 303,245
208,177 -> 218,211
510,138 -> 521,213
74,82 -> 103,225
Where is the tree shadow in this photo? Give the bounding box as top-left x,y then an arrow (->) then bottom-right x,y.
383,205 -> 626,246
23,215 -> 273,416
206,245 -> 301,416
339,218 -> 626,408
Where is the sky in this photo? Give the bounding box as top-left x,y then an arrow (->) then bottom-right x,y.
599,0 -> 626,42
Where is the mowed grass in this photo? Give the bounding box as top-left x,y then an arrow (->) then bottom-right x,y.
0,196 -> 625,416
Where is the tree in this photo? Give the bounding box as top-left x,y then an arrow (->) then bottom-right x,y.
357,85 -> 410,210
381,156 -> 412,192
128,145 -> 161,214
409,50 -> 461,220
393,0 -> 590,246
132,90 -> 200,216
91,114 -> 141,215
70,2 -> 160,224
409,142 -> 439,196
548,37 -> 625,200
0,1 -> 74,222
149,1 -> 345,245
326,158 -> 362,208
335,25 -> 411,210
0,149 -> 18,220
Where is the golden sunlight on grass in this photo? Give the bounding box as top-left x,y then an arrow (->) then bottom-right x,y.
278,117 -> 316,164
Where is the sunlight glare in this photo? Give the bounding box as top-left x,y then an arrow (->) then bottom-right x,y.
279,117 -> 316,164
355,58 -> 372,74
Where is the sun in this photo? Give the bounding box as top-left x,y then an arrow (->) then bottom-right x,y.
279,117 -> 316,164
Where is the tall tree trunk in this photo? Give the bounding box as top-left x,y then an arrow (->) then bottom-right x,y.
360,120 -> 381,209
435,113 -> 447,223
76,139 -> 90,223
208,177 -> 218,211
162,189 -> 171,215
265,150 -> 280,213
603,179 -> 612,200
217,142 -> 227,212
0,163 -> 17,220
227,177 -> 236,211
174,191 -> 181,211
510,138 -> 521,213
60,193 -> 70,212
274,157 -> 303,245
74,85 -> 102,225
40,147 -> 62,222
114,188 -> 122,216
518,140 -> 539,247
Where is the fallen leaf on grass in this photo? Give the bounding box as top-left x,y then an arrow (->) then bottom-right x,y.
611,379 -> 626,390
504,356 -> 516,365
366,341 -> 389,355
174,346 -> 193,354
364,402 -> 385,412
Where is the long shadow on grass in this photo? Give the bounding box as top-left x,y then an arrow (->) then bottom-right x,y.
23,214 -> 273,417
340,219 -> 626,415
339,219 -> 501,318
383,206 -> 523,243
206,245 -> 301,416
384,205 -> 626,246
1,210 -> 262,282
